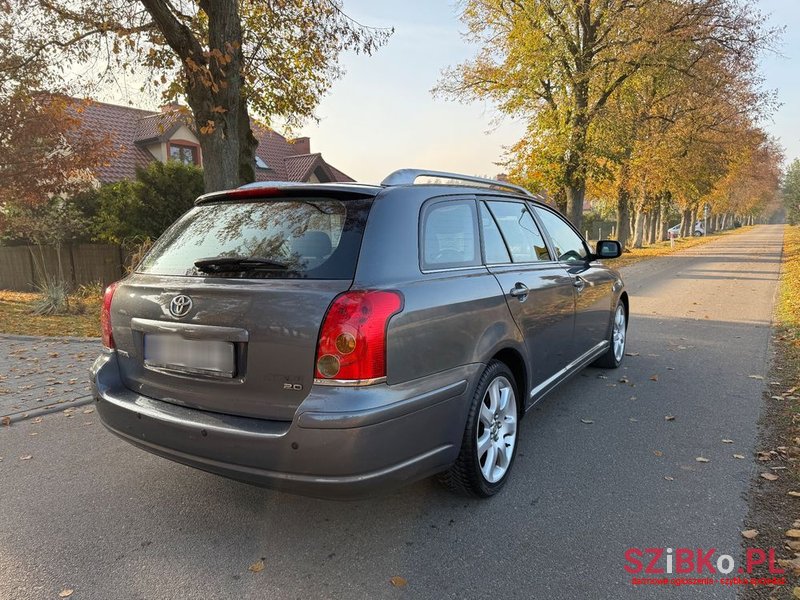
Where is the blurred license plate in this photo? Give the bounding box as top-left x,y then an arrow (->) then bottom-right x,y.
144,334 -> 235,378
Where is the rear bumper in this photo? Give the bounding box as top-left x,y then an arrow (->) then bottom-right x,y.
91,351 -> 479,499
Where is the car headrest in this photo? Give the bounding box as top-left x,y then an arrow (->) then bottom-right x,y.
292,230 -> 332,259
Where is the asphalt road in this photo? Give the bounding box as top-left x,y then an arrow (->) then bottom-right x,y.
0,224 -> 785,600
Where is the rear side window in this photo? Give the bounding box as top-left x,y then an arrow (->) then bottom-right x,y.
137,198 -> 371,279
479,203 -> 511,264
486,200 -> 551,262
421,200 -> 480,270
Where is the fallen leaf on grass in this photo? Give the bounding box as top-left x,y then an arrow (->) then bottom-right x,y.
248,560 -> 265,573
664,415 -> 675,421
389,576 -> 407,588
1,416 -> 9,427
722,439 -> 734,444
58,590 -> 73,598
733,454 -> 745,459
761,472 -> 779,481
19,455 -> 32,460
580,419 -> 594,424
741,529 -> 759,539
785,529 -> 800,539
695,457 -> 710,463
748,375 -> 764,380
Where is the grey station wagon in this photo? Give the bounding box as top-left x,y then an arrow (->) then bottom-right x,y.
92,169 -> 628,499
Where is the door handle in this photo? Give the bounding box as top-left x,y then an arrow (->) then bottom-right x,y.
509,283 -> 529,300
573,276 -> 586,292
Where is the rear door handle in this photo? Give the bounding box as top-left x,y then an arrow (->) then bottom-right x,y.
509,283 -> 529,301
573,276 -> 586,292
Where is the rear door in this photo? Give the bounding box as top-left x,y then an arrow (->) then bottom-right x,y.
109,193 -> 372,421
479,199 -> 576,391
531,205 -> 617,358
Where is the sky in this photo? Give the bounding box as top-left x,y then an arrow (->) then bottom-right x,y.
293,0 -> 800,184
97,1 -> 800,184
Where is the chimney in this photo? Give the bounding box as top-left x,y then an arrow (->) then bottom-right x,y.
291,136 -> 311,155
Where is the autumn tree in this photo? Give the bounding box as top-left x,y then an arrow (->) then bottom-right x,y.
2,1 -> 391,192
436,0 -> 774,231
784,159 -> 800,226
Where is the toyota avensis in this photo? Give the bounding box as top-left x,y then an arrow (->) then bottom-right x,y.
91,169 -> 628,499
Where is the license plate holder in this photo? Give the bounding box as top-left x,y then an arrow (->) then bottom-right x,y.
143,334 -> 235,378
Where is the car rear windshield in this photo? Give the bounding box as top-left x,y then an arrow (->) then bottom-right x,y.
137,197 -> 372,279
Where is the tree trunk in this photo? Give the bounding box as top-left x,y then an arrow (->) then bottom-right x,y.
140,0 -> 256,193
632,208 -> 645,249
564,183 -> 585,229
615,163 -> 631,249
647,210 -> 657,245
658,193 -> 670,242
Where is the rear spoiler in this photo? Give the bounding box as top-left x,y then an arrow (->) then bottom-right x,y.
195,182 -> 381,205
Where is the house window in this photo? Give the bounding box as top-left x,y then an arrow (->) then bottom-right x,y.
169,143 -> 199,165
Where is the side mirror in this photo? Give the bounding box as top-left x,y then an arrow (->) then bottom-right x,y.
595,240 -> 622,259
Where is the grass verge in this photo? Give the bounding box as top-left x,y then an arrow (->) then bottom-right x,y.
0,290 -> 102,338
741,225 -> 800,600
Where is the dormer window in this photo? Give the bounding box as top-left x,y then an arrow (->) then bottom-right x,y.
255,156 -> 268,169
169,142 -> 199,165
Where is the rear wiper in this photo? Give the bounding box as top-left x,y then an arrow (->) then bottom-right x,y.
194,256 -> 289,273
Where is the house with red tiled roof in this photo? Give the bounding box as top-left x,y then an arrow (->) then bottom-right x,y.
73,99 -> 353,184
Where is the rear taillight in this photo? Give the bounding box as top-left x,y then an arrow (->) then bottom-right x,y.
101,281 -> 120,349
314,290 -> 403,384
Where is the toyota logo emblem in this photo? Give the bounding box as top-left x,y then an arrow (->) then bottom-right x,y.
169,295 -> 193,318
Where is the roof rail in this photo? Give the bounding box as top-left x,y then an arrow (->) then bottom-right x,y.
381,169 -> 533,197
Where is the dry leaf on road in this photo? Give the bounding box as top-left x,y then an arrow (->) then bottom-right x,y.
695,457 -> 710,463
653,450 -> 664,457
722,439 -> 733,444
789,491 -> 800,498
1,416 -> 10,427
785,529 -> 800,539
664,476 -> 674,481
741,529 -> 759,539
748,375 -> 764,380
248,560 -> 265,573
793,586 -> 800,600
19,455 -> 32,460
580,418 -> 594,424
760,472 -> 779,481
733,454 -> 745,459
665,415 -> 675,421
650,375 -> 659,382
390,576 -> 408,588
58,590 -> 73,598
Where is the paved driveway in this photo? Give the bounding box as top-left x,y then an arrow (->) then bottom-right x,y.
0,336 -> 99,421
0,225 -> 785,599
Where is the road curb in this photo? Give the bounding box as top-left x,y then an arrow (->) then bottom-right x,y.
0,333 -> 100,344
2,395 -> 94,424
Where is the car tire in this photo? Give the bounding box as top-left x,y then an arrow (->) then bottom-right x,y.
693,231 -> 702,237
592,300 -> 627,369
439,360 -> 520,498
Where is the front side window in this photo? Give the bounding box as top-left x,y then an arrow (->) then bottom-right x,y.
486,200 -> 550,262
533,206 -> 589,262
169,143 -> 198,165
138,198 -> 370,279
421,200 -> 480,270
